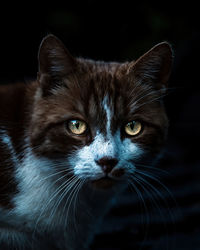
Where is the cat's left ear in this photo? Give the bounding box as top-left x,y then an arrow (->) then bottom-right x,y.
37,34 -> 76,94
128,42 -> 173,90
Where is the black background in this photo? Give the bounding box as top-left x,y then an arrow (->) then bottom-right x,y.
0,2 -> 199,249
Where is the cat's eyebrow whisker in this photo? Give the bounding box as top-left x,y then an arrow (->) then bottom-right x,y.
127,85 -> 154,107
134,93 -> 169,111
127,86 -> 169,111
127,80 -> 151,99
128,90 -> 158,110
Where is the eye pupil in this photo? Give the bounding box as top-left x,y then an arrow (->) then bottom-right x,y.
130,122 -> 135,130
75,122 -> 79,129
67,120 -> 87,135
125,121 -> 142,136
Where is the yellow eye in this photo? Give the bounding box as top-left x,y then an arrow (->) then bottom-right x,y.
125,121 -> 142,136
68,120 -> 87,135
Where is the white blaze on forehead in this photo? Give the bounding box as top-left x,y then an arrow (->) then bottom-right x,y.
102,95 -> 112,136
81,132 -> 116,160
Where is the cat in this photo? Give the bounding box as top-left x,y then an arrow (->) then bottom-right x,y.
0,34 -> 172,250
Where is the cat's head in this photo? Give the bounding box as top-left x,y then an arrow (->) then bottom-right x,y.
28,35 -> 172,189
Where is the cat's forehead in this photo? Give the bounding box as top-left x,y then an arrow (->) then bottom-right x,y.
44,60 -> 155,133
60,61 -> 127,107
79,60 -> 129,98
81,63 -> 125,101
78,59 -> 129,88
78,59 -> 127,75
58,62 -> 128,134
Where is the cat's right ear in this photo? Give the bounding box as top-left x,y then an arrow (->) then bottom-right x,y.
37,34 -> 76,95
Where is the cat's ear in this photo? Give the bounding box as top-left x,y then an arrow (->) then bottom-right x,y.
37,34 -> 76,94
128,42 -> 173,90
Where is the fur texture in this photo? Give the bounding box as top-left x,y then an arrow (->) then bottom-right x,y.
0,35 -> 172,249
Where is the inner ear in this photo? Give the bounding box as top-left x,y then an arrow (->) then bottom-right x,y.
37,35 -> 77,95
128,42 -> 173,90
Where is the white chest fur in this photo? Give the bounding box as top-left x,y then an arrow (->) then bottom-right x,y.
0,147 -> 115,249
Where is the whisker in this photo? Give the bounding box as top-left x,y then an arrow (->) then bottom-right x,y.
33,174 -> 76,235
128,179 -> 150,249
39,169 -> 74,182
127,81 -> 152,100
135,169 -> 178,209
134,92 -> 168,110
127,85 -> 154,108
63,178 -> 82,229
131,175 -> 170,250
46,175 -> 79,231
132,88 -> 158,105
127,85 -> 173,113
71,178 -> 85,233
135,163 -> 170,176
134,170 -> 180,250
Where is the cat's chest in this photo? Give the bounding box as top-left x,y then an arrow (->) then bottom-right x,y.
0,176 -> 61,231
0,152 -> 94,232
11,167 -> 67,231
0,128 -> 118,244
0,138 -> 63,231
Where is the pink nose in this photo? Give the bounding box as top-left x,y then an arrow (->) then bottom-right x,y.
96,157 -> 118,173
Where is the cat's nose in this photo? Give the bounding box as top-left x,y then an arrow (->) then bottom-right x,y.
96,157 -> 118,173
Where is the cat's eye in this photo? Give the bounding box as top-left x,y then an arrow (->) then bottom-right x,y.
124,121 -> 142,136
67,120 -> 87,135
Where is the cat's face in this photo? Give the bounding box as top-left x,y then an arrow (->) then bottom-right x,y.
28,35 -> 172,189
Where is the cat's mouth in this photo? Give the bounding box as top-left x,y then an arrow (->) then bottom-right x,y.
91,176 -> 117,189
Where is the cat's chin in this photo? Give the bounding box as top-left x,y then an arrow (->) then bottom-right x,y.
91,176 -> 119,190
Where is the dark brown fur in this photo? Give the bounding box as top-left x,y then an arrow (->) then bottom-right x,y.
0,35 -> 172,211
0,83 -> 27,208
